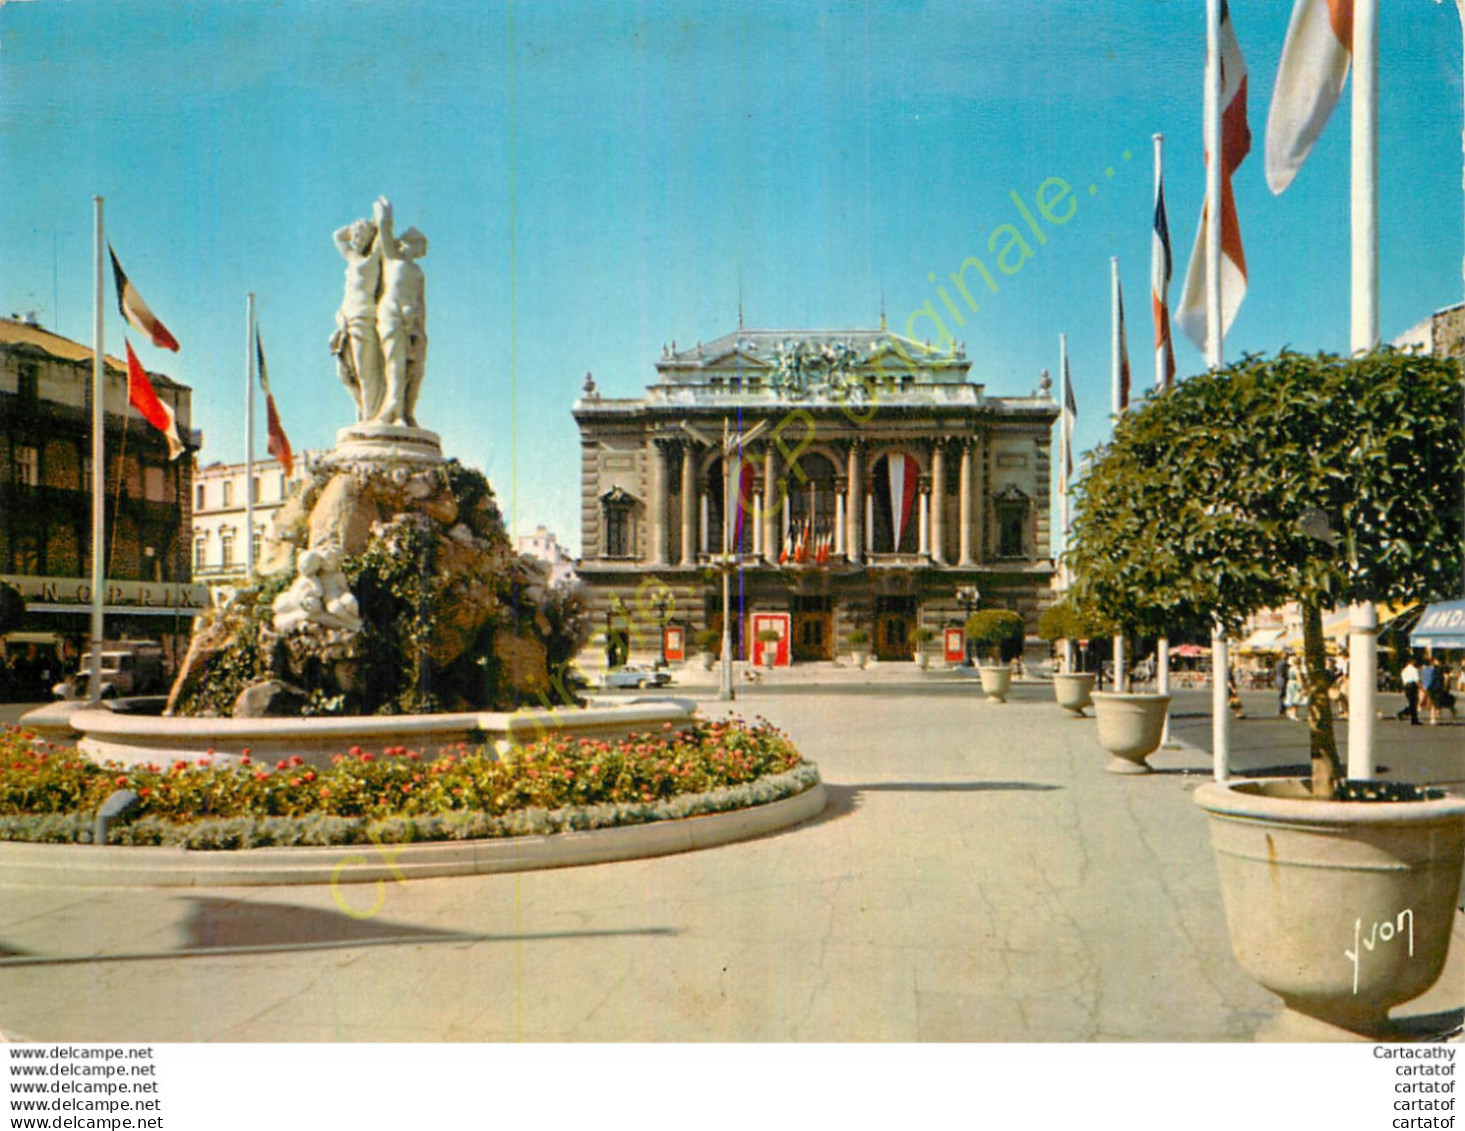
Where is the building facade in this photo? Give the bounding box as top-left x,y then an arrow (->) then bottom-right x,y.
573,327 -> 1060,664
0,316 -> 204,669
517,525 -> 579,589
192,455 -> 313,601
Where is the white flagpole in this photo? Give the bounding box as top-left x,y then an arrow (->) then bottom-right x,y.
1347,0 -> 1381,781
1059,332 -> 1075,676
88,197 -> 106,704
1110,257 -> 1126,691
245,293 -> 257,582
1153,132 -> 1173,740
1205,0 -> 1231,781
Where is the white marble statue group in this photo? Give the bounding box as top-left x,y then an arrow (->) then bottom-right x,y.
332,196 -> 428,428
271,545 -> 362,635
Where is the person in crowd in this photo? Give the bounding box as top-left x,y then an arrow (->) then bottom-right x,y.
1396,655 -> 1422,726
1283,660 -> 1307,721
1273,653 -> 1291,717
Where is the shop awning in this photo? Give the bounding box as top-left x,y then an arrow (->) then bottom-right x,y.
1275,602 -> 1416,650
1411,599 -> 1465,650
1236,627 -> 1286,652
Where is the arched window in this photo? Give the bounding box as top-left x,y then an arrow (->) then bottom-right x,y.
194,534 -> 208,571
784,452 -> 837,555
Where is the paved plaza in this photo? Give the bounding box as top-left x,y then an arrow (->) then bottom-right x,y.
0,674 -> 1461,1042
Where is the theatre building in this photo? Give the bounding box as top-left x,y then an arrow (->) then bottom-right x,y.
572,327 -> 1060,665
0,316 -> 205,676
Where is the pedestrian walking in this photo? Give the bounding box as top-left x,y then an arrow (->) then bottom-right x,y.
1273,653 -> 1291,717
1396,657 -> 1422,726
1283,663 -> 1306,721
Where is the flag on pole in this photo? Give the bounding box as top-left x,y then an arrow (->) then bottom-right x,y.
779,526 -> 791,565
1116,277 -> 1133,413
109,246 -> 180,352
1177,0 -> 1252,354
1060,356 -> 1077,493
1265,0 -> 1352,194
124,340 -> 186,460
1152,166 -> 1177,389
255,327 -> 294,478
887,453 -> 920,551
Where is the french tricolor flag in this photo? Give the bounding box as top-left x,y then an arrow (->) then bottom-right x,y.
109,246 -> 180,352
1152,166 -> 1176,390
1266,0 -> 1352,195
125,340 -> 186,460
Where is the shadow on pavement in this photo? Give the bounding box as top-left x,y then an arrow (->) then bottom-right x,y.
0,896 -> 678,967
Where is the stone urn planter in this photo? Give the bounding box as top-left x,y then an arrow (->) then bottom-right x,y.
851,648 -> 870,670
977,665 -> 1012,703
701,651 -> 716,672
1090,691 -> 1170,773
1051,672 -> 1097,717
913,650 -> 930,671
1194,778 -> 1465,1040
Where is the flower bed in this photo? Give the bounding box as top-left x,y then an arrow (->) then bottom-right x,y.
0,718 -> 817,850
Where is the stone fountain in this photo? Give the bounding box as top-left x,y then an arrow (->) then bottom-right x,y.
38,197 -> 692,766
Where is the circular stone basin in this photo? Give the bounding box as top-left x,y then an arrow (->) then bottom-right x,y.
61,699 -> 698,768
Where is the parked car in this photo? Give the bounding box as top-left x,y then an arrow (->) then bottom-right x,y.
599,663 -> 672,690
53,643 -> 166,701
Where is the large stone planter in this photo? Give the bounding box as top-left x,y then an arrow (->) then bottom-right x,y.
851,648 -> 870,670
977,665 -> 1012,703
913,651 -> 930,671
1194,778 -> 1465,1040
700,651 -> 716,671
1052,672 -> 1097,717
1090,691 -> 1170,773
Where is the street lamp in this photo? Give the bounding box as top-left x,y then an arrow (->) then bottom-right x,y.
682,417 -> 769,701
955,584 -> 980,666
653,590 -> 671,668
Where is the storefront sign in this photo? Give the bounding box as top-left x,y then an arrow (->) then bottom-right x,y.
2,574 -> 208,615
664,624 -> 685,663
944,627 -> 966,664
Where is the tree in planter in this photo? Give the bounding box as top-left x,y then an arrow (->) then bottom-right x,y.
1067,348 -> 1463,799
964,609 -> 1024,666
694,628 -> 721,655
1036,597 -> 1113,673
908,625 -> 936,653
755,627 -> 783,666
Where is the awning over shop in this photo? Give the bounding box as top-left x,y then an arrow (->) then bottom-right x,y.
1275,602 -> 1416,650
1411,599 -> 1465,650
1237,627 -> 1286,652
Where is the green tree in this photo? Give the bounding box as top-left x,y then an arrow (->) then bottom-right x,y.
1067,349 -> 1464,797
964,609 -> 1024,664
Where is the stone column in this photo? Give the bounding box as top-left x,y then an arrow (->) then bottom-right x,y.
846,442 -> 864,561
648,441 -> 668,565
958,438 -> 975,566
762,445 -> 778,564
930,442 -> 946,565
865,493 -> 875,557
680,442 -> 696,566
919,487 -> 930,556
834,489 -> 846,556
699,492 -> 709,555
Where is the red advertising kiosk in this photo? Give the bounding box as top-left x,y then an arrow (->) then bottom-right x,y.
750,612 -> 791,668
944,627 -> 966,665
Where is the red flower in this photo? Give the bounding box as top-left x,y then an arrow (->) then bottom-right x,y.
319,787 -> 332,798
254,771 -> 269,782
349,746 -> 363,757
240,756 -> 252,767
240,748 -> 251,757
275,760 -> 289,771
114,776 -> 128,787
289,756 -> 304,768
303,771 -> 316,783
360,753 -> 374,762
289,778 -> 301,787
137,787 -> 152,798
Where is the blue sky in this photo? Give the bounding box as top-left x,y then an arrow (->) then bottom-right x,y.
1,0 -> 1461,555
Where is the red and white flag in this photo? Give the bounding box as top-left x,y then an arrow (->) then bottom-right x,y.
124,340 -> 186,460
1152,167 -> 1177,389
109,246 -> 180,352
1266,0 -> 1352,194
1060,354 -> 1077,495
256,327 -> 294,478
778,526 -> 791,565
1177,0 -> 1252,355
887,453 -> 920,551
1116,277 -> 1133,413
